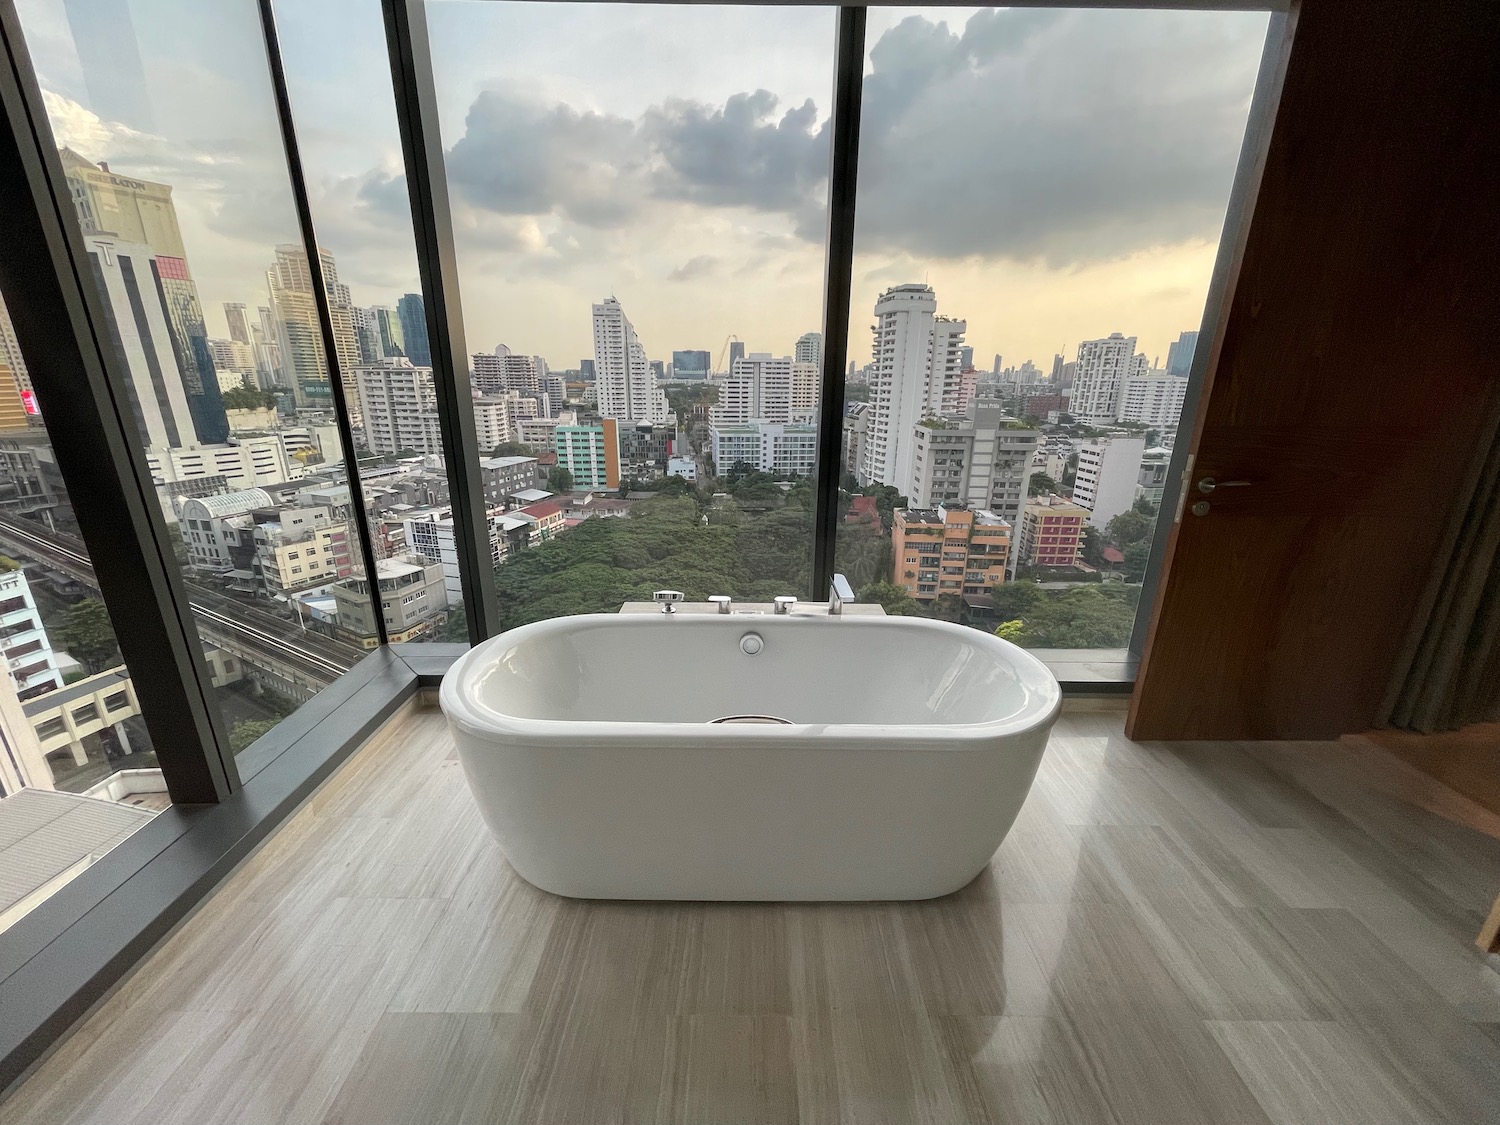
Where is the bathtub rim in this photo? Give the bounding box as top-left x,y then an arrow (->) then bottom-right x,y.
440,612 -> 1063,749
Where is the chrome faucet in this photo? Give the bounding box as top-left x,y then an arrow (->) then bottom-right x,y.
708,595 -> 732,614
652,590 -> 685,614
773,595 -> 798,615
828,572 -> 855,616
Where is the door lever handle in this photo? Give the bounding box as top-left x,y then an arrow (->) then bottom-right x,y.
1197,477 -> 1251,494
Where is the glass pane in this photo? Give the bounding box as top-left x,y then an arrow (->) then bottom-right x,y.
0,294 -> 166,931
13,0 -> 381,764
427,1 -> 836,628
275,0 -> 465,643
834,6 -> 1268,652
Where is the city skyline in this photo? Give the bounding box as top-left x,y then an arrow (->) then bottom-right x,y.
19,2 -> 1268,374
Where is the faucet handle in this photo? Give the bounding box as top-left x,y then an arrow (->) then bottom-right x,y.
708,595 -> 732,614
773,595 -> 798,615
652,590 -> 685,614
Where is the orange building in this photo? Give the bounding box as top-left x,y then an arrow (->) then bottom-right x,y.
891,505 -> 1011,603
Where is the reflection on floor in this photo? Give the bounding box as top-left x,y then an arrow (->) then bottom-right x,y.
4,708 -> 1500,1124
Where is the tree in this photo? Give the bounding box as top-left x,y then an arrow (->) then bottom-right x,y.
1012,586 -> 1135,648
492,441 -> 534,457
837,524 -> 891,590
55,598 -> 120,674
1081,525 -> 1107,568
547,466 -> 574,494
1062,452 -> 1079,488
927,593 -> 965,623
1132,495 -> 1159,517
1104,508 -> 1153,550
1123,539 -> 1152,582
986,581 -> 1046,621
1027,472 -> 1059,497
229,719 -> 278,754
856,580 -> 922,617
221,386 -> 277,412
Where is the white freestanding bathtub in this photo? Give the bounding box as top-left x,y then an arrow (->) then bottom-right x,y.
440,612 -> 1061,901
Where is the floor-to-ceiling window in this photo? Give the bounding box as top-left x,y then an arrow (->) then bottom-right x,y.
832,5 -> 1269,664
426,1 -> 838,628
12,0 -> 383,754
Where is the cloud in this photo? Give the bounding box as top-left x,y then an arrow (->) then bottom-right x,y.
428,8 -> 1264,270
667,254 -> 718,283
643,91 -> 827,213
852,9 -> 1266,264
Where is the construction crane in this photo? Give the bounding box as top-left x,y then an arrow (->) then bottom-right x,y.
716,334 -> 741,375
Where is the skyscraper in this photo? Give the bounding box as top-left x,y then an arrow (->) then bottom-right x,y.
1165,330 -> 1199,376
397,293 -> 430,366
1071,333 -> 1146,425
152,254 -> 227,442
80,233 -> 197,449
267,245 -> 329,409
727,340 -> 745,373
858,284 -> 967,489
794,332 -> 822,367
365,306 -> 404,359
61,148 -> 227,442
592,297 -> 668,423
223,302 -> 251,346
252,306 -> 283,389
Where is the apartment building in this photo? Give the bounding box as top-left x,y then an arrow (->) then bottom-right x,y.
903,404 -> 1039,572
0,566 -> 62,700
1116,368 -> 1189,431
1073,436 -> 1147,528
1018,494 -> 1090,568
711,422 -> 817,476
332,554 -> 448,645
354,357 -> 443,456
554,419 -> 620,490
891,505 -> 1011,603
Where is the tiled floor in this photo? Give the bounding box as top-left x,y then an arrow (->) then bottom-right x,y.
3,707 -> 1499,1124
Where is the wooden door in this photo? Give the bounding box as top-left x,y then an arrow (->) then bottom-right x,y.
1128,0 -> 1500,740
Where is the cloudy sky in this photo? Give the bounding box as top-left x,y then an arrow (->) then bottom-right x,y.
16,0 -> 1269,373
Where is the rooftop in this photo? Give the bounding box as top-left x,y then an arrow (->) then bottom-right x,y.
0,788 -> 154,923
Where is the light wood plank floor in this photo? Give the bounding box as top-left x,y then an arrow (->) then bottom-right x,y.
4,707 -> 1500,1125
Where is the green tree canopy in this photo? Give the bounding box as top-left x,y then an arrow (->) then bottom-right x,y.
1012,586 -> 1136,648
221,386 -> 277,412
1028,472 -> 1059,497
55,598 -> 120,674
1123,539 -> 1153,582
492,441 -> 535,457
857,580 -> 922,617
1105,508 -> 1154,550
547,466 -> 574,494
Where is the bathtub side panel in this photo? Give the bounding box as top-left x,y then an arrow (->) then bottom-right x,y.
448,727 -> 1052,901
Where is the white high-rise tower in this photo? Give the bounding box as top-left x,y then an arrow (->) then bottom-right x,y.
592,297 -> 668,423
1071,333 -> 1146,425
858,284 -> 966,489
